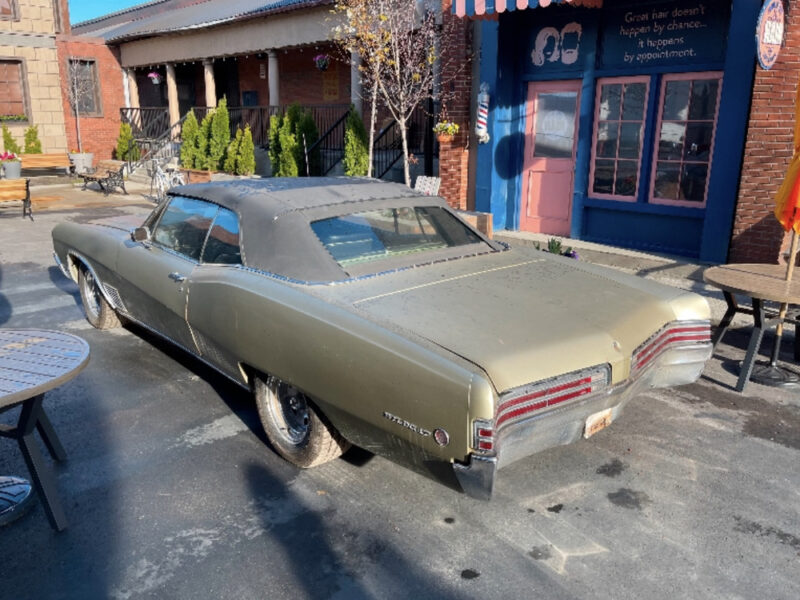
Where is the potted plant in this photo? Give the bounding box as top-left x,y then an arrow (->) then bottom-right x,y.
433,120 -> 460,143
314,54 -> 330,72
0,151 -> 21,179
147,71 -> 162,85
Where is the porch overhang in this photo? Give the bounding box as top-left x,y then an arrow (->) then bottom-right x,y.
452,0 -> 603,18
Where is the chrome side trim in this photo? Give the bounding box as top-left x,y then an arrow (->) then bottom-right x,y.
65,251 -> 120,311
102,284 -> 127,313
453,455 -> 497,501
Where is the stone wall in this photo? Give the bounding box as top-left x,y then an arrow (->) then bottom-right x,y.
0,0 -> 68,153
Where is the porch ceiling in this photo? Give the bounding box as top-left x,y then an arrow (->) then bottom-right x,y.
453,0 -> 603,17
119,4 -> 342,68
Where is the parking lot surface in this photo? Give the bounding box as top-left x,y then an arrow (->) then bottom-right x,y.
0,198 -> 798,600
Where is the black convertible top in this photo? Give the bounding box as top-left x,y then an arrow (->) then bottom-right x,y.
168,177 -> 455,283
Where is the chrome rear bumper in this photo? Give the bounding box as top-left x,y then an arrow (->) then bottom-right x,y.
453,341 -> 712,500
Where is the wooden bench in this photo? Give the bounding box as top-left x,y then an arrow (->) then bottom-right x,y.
81,159 -> 128,195
20,153 -> 71,176
0,178 -> 32,220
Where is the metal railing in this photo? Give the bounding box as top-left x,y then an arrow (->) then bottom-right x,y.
372,105 -> 429,179
120,107 -> 171,141
305,110 -> 349,176
122,114 -> 188,173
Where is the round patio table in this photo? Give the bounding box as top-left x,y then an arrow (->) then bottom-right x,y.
703,264 -> 800,392
0,329 -> 90,531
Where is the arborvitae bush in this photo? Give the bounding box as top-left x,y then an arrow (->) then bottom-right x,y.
343,106 -> 368,176
268,114 -> 282,171
195,111 -> 213,170
208,97 -> 230,171
2,124 -> 21,155
277,116 -> 298,177
23,125 -> 42,154
180,110 -> 199,168
236,125 -> 256,176
223,127 -> 242,174
295,111 -> 319,176
114,123 -> 139,161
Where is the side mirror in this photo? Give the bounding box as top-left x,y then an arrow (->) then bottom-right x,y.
131,226 -> 150,243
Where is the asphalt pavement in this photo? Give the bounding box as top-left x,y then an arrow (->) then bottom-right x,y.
0,184 -> 798,599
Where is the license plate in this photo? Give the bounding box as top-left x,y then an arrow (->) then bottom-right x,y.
584,408 -> 613,439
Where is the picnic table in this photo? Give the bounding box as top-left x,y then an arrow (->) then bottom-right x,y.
703,263 -> 800,392
0,330 -> 90,531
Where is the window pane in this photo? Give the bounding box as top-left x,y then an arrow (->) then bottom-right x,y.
534,92 -> 577,158
202,208 -> 241,265
658,122 -> 685,161
654,162 -> 680,199
0,60 -> 25,117
311,207 -> 483,268
69,60 -> 98,115
615,161 -> 638,197
622,83 -> 647,120
680,164 -> 708,202
689,79 -> 720,120
684,123 -> 714,161
598,84 -> 621,120
154,197 -> 218,260
618,122 -> 641,159
593,160 -> 615,195
0,0 -> 14,17
663,80 -> 690,121
595,122 -> 619,158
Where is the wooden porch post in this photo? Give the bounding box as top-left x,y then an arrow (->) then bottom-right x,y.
165,63 -> 180,126
268,50 -> 280,106
203,59 -> 217,108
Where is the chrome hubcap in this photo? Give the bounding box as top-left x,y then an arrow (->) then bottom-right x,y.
84,271 -> 101,317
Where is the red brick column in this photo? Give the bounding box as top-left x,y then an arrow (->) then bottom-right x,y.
438,0 -> 472,210
729,1 -> 800,264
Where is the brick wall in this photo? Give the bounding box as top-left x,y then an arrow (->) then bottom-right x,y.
729,1 -> 800,264
279,43 -> 349,106
57,36 -> 125,161
438,0 -> 472,210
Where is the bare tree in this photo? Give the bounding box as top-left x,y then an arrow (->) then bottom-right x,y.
335,0 -> 463,186
65,58 -> 98,154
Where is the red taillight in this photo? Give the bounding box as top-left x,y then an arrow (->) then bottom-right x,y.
494,366 -> 609,431
632,322 -> 711,374
473,420 -> 494,454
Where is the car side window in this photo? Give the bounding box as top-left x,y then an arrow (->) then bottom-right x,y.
153,196 -> 218,261
202,208 -> 242,265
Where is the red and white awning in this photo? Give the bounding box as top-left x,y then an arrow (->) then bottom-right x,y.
453,0 -> 603,18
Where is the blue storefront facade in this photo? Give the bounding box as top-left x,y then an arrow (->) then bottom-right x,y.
468,0 -> 762,262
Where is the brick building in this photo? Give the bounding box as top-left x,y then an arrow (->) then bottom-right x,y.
0,0 -> 69,153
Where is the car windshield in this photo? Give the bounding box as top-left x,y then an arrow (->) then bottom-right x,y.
310,206 -> 485,269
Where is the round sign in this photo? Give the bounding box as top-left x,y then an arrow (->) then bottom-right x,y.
756,0 -> 784,70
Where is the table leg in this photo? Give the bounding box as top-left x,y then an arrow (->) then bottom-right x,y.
36,411 -> 67,462
17,395 -> 68,531
736,298 -> 766,393
712,291 -> 738,350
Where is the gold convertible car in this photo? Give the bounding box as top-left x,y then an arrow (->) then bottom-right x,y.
52,178 -> 712,499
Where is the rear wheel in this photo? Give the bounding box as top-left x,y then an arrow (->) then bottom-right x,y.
78,266 -> 121,330
254,374 -> 350,468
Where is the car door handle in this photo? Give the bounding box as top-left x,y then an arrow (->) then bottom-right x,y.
168,272 -> 186,283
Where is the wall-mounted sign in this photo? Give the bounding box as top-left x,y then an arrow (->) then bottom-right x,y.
600,0 -> 730,69
756,0 -> 784,70
523,14 -> 593,76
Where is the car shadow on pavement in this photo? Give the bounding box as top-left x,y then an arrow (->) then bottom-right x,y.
48,265 -> 81,308
244,461 -> 464,599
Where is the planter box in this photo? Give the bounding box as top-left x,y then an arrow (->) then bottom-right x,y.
69,152 -> 94,175
179,168 -> 212,184
1,161 -> 21,179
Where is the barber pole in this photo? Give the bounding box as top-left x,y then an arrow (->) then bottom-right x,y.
476,83 -> 490,143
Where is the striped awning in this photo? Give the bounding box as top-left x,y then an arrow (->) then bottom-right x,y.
453,0 -> 603,18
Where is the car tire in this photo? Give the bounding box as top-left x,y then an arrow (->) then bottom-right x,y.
254,374 -> 350,468
78,266 -> 121,330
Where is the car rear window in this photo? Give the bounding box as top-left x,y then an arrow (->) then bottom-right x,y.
310,206 -> 484,268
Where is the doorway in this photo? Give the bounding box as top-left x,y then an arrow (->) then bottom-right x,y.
520,80 -> 582,235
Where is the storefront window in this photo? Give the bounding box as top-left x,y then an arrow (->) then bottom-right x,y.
651,73 -> 722,207
590,77 -> 649,201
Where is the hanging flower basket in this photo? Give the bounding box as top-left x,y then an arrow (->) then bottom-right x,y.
313,54 -> 330,72
147,71 -> 162,85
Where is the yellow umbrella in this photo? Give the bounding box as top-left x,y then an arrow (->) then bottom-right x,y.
774,76 -> 800,271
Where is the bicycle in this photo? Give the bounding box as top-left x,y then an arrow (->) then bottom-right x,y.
149,159 -> 185,203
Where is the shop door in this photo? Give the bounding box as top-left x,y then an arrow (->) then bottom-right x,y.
521,81 -> 581,235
